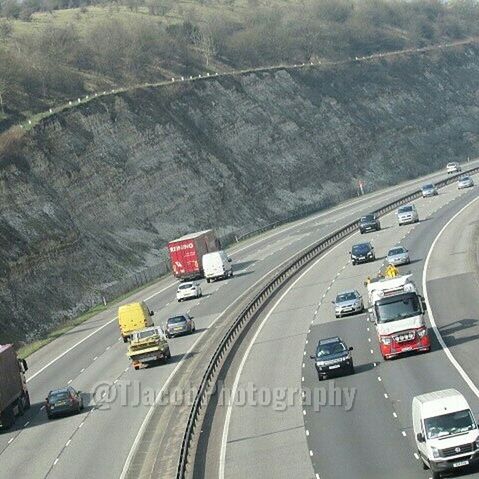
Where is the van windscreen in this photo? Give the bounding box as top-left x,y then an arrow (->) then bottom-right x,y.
424,409 -> 476,439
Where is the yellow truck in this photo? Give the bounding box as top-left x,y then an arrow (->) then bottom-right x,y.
118,302 -> 154,342
127,326 -> 171,370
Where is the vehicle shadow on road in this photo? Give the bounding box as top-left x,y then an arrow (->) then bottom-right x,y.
353,362 -> 376,374
191,327 -> 208,335
438,318 -> 478,337
231,271 -> 255,278
404,259 -> 423,266
233,260 -> 256,270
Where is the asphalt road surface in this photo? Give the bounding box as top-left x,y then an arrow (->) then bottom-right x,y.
208,175 -> 479,479
1,163 -> 477,479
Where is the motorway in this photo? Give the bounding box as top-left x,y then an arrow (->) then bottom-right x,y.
1,163 -> 478,478
203,174 -> 479,479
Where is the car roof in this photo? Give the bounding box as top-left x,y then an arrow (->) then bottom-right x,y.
337,289 -> 357,295
179,282 -> 193,286
318,336 -> 342,345
49,387 -> 70,394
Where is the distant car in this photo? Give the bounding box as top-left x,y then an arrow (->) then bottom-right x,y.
333,290 -> 364,318
45,387 -> 83,419
176,282 -> 202,302
421,184 -> 438,197
350,242 -> 375,265
457,176 -> 474,189
386,245 -> 410,265
358,214 -> 381,234
165,314 -> 195,338
397,204 -> 419,225
311,337 -> 354,380
446,162 -> 461,174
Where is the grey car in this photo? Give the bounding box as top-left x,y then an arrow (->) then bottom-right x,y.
45,387 -> 84,419
386,246 -> 410,266
397,204 -> 419,225
333,290 -> 364,318
458,176 -> 474,189
165,314 -> 195,338
421,184 -> 438,197
359,214 -> 381,234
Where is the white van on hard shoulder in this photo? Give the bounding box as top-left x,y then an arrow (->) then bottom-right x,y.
412,389 -> 479,479
202,250 -> 233,283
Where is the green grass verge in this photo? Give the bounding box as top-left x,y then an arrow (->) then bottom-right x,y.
17,273 -> 169,359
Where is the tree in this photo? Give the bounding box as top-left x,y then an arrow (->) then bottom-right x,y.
0,19 -> 12,42
193,25 -> 217,66
0,77 -> 7,115
1,0 -> 21,19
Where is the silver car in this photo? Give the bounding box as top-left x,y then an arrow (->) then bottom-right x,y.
421,184 -> 438,197
165,314 -> 195,338
176,282 -> 202,302
457,176 -> 474,189
386,246 -> 410,265
397,204 -> 419,225
333,290 -> 364,318
446,162 -> 461,174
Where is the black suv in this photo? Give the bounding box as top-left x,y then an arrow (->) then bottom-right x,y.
359,214 -> 381,234
350,242 -> 375,265
311,337 -> 354,380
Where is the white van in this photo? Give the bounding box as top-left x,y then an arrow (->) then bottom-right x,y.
412,389 -> 479,478
202,251 -> 233,282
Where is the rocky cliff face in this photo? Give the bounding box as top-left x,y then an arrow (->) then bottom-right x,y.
1,46 -> 479,342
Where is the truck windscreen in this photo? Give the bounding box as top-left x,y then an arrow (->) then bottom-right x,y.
375,294 -> 421,323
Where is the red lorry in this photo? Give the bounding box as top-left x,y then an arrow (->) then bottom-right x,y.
168,230 -> 220,280
0,344 -> 30,429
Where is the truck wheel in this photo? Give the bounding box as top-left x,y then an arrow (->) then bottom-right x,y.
206,278 -> 211,283
134,365 -> 140,370
230,270 -> 234,277
1,405 -> 15,429
166,349 -> 171,359
122,336 -> 128,343
17,398 -> 24,417
24,392 -> 31,410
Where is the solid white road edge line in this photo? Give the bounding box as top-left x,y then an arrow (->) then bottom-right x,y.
422,193 -> 479,399
118,259 -> 308,479
26,165 -> 472,382
218,230 -> 359,479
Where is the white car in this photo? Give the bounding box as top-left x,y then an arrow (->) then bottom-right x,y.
446,162 -> 461,174
457,176 -> 474,189
397,204 -> 419,225
176,282 -> 202,302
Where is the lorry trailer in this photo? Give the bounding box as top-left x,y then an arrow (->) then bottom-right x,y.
0,345 -> 30,429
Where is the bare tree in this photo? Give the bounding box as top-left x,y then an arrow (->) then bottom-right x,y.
193,25 -> 217,67
0,77 -> 7,115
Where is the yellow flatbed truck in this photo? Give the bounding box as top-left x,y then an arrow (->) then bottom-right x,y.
127,326 -> 171,370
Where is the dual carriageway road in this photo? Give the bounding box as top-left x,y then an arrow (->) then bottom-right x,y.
1,163 -> 479,478
204,172 -> 479,479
